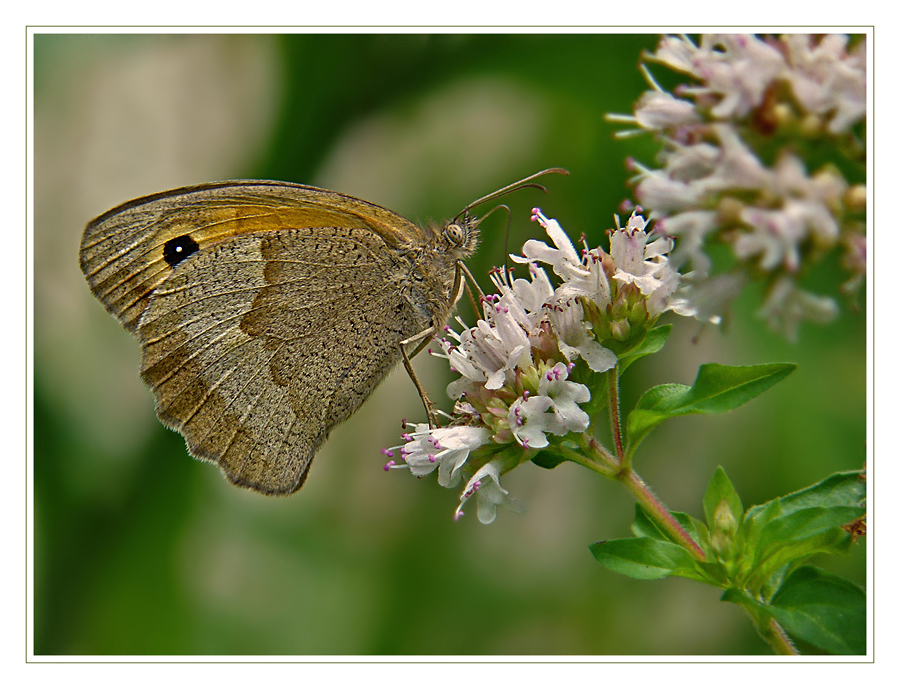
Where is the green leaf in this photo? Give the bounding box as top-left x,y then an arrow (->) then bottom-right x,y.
747,470 -> 866,521
743,470 -> 866,545
581,370 -> 611,418
618,324 -> 672,374
631,503 -> 705,546
703,466 -> 743,533
530,451 -> 567,470
756,506 -> 864,555
590,537 -> 700,581
740,471 -> 867,584
747,507 -> 863,585
720,587 -> 759,608
625,363 -> 797,460
769,566 -> 866,655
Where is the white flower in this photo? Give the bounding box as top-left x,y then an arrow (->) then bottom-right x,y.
454,460 -> 524,525
634,167 -> 705,215
546,294 -> 617,372
505,364 -> 591,447
512,210 -> 599,289
439,307 -> 533,395
383,424 -> 490,488
490,263 -> 555,322
437,256 -> 572,400
609,216 -> 672,295
520,208 -> 687,333
655,210 -> 719,273
782,34 -> 866,133
649,34 -> 702,75
659,141 -> 720,182
616,34 -> 865,333
607,85 -> 700,138
608,212 -> 685,319
634,33 -> 865,135
646,256 -> 684,319
507,394 -> 562,449
666,271 -> 746,325
633,89 -> 701,131
734,207 -> 803,272
647,34 -> 786,119
704,124 -> 772,192
538,362 -> 591,433
757,276 -> 839,341
731,155 -> 844,272
387,198 -> 712,523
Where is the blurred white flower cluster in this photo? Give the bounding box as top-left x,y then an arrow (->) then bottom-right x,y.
608,34 -> 866,339
384,209 -> 684,523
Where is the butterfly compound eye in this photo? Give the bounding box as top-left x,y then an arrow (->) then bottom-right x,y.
444,223 -> 467,247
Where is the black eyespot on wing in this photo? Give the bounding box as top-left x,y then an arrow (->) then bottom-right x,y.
163,234 -> 200,267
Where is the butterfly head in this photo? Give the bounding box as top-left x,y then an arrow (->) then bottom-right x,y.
440,213 -> 481,260
441,168 -> 570,262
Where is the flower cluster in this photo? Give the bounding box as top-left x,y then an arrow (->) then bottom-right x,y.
383,209 -> 685,523
607,34 -> 866,339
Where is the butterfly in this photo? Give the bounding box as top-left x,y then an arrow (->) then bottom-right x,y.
79,169 -> 566,495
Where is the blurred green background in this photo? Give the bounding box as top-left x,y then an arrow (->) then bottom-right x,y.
33,33 -> 865,655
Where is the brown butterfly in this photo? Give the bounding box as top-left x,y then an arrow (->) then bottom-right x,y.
79,169 -> 566,495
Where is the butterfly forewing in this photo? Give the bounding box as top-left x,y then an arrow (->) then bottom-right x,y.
80,182 -> 439,495
79,181 -> 425,333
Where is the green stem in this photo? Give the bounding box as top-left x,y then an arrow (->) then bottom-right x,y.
767,619 -> 800,655
570,435 -> 706,560
617,468 -> 706,561
607,365 -> 626,466
557,439 -> 618,478
743,607 -> 800,655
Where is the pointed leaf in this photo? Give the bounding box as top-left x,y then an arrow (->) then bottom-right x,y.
745,470 -> 866,525
769,566 -> 866,655
625,363 -> 797,460
747,507 -> 864,585
530,451 -> 567,470
618,324 -> 672,374
756,506 -> 864,555
703,466 -> 743,532
741,471 -> 867,583
590,537 -> 699,580
631,503 -> 704,546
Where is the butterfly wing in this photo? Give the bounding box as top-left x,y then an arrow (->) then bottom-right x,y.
79,180 -> 426,333
80,182 -> 437,495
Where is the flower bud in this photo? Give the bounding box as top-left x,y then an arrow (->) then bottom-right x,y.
710,531 -> 734,560
799,112 -> 824,136
717,196 -> 745,226
609,318 -> 632,342
713,499 -> 738,537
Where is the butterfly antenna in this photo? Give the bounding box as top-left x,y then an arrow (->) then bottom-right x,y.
451,167 -> 569,225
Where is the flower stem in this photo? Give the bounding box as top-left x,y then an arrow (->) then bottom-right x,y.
743,607 -> 800,655
767,619 -> 800,655
617,468 -> 706,561
574,436 -> 706,560
607,365 -> 626,466
557,439 -> 618,478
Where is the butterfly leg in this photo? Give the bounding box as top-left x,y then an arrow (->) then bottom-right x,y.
400,262 -> 486,429
399,261 -> 470,428
458,261 -> 486,316
400,327 -> 440,428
